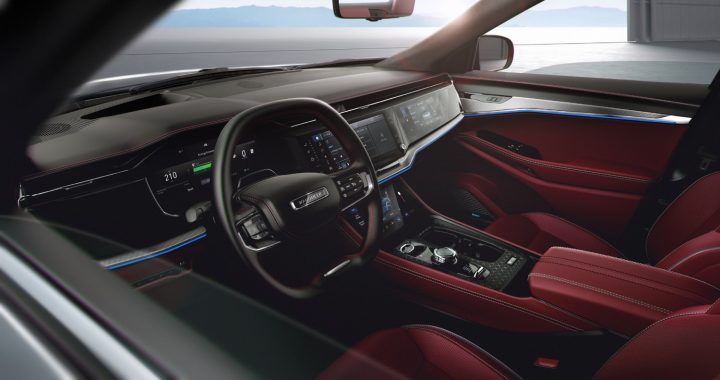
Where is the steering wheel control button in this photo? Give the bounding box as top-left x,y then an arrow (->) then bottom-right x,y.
337,173 -> 368,200
242,215 -> 270,240
432,247 -> 458,265
290,187 -> 330,210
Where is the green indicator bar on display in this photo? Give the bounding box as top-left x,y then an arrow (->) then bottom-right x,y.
193,162 -> 212,173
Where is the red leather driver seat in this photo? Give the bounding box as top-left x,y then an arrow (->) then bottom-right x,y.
484,172 -> 720,286
320,301 -> 720,379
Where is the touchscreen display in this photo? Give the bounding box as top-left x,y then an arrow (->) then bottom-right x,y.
396,93 -> 446,142
349,114 -> 398,159
381,184 -> 404,235
303,113 -> 401,173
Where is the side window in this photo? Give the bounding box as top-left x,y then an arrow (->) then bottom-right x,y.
486,0 -> 720,85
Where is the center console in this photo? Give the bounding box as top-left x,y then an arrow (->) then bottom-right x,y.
354,179 -> 535,295
360,178 -> 718,336
391,220 -> 529,292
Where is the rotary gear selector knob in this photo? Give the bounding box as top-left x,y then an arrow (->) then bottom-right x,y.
432,247 -> 458,265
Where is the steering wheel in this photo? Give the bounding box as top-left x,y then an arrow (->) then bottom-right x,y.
212,98 -> 382,299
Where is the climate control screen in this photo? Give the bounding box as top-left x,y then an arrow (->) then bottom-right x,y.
303,114 -> 401,173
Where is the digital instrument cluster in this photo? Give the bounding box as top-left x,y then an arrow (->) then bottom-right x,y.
147,139 -> 262,215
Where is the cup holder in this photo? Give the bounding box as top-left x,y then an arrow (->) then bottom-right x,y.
419,229 -> 458,247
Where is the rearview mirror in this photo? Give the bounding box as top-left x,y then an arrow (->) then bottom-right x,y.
474,36 -> 514,72
333,0 -> 416,22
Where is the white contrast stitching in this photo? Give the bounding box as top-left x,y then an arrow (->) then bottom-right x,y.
528,273 -> 672,314
376,258 -> 583,332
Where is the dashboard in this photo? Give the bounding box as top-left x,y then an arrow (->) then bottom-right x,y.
19,70 -> 461,247
140,83 -> 461,220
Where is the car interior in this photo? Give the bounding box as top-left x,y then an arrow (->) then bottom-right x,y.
1,0 -> 720,379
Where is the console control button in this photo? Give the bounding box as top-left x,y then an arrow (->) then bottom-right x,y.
432,247 -> 458,265
507,257 -> 517,266
399,243 -> 415,255
461,262 -> 481,277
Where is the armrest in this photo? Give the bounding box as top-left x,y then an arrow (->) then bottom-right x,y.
529,247 -> 720,336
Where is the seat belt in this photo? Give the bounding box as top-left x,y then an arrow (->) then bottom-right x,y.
619,69 -> 720,262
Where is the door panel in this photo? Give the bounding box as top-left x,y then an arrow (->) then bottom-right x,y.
458,113 -> 686,193
451,112 -> 686,239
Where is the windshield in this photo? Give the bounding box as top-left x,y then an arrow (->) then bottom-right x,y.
92,0 -> 719,87
92,0 -> 477,81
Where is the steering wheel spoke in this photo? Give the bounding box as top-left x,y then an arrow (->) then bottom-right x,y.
234,205 -> 282,252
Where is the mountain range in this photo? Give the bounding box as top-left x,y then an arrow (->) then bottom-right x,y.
155,5 -> 626,28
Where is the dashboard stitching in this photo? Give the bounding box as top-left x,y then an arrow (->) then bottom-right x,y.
376,257 -> 583,331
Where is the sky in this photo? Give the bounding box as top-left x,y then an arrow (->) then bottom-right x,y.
176,0 -> 628,14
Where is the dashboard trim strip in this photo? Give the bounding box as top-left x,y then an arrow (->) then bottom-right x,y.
463,109 -> 691,125
378,113 -> 465,185
102,228 -> 207,270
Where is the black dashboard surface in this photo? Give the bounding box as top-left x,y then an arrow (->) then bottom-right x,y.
28,67 -> 433,174
19,66 -> 462,237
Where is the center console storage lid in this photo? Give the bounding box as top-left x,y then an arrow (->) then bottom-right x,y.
529,247 -> 720,336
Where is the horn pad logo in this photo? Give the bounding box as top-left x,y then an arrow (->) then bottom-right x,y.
290,187 -> 330,210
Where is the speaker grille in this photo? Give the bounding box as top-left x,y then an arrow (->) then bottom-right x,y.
451,188 -> 495,225
36,123 -> 71,136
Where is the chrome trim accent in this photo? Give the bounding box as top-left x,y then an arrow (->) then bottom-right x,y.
237,230 -> 282,253
144,178 -> 180,218
0,245 -> 160,379
432,247 -> 458,265
461,94 -> 692,125
324,259 -> 351,278
99,227 -> 206,269
399,243 -> 415,255
19,169 -> 130,205
290,187 -> 330,211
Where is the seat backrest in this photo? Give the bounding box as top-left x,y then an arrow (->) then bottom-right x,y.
646,172 -> 720,264
594,300 -> 720,379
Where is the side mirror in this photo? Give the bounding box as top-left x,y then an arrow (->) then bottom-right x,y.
333,0 -> 415,22
474,35 -> 514,72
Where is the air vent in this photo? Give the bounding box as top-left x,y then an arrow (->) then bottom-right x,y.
36,123 -> 71,136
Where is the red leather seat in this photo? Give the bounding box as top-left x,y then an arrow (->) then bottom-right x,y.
321,301 -> 720,379
484,172 -> 720,286
318,325 -> 521,380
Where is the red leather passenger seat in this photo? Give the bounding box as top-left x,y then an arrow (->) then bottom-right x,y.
321,300 -> 720,379
318,325 -> 521,380
485,172 -> 720,286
